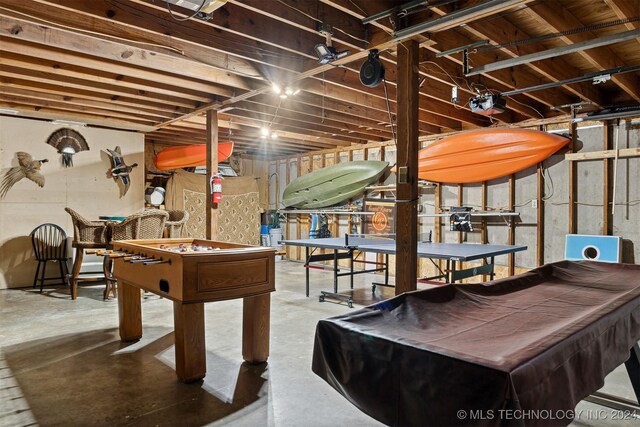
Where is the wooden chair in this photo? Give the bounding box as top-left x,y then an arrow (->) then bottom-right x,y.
164,209 -> 189,238
103,209 -> 169,299
30,223 -> 71,293
64,207 -> 108,299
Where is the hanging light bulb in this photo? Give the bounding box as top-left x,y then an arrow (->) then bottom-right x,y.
272,83 -> 281,94
271,132 -> 279,139
261,127 -> 269,137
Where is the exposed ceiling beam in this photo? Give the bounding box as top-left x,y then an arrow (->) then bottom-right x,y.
428,3 -> 606,107
0,14 -> 250,92
525,2 -> 640,102
466,28 -> 640,76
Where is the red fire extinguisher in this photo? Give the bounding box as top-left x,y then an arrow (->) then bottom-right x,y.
210,174 -> 222,204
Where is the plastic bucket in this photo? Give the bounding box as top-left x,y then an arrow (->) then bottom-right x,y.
269,228 -> 283,249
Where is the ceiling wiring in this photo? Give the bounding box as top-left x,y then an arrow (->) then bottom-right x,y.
505,95 -> 545,119
382,77 -> 397,145
275,0 -> 369,44
112,0 -> 303,60
165,0 -> 208,21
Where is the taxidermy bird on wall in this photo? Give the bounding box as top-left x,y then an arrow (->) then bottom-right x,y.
0,152 -> 48,199
106,146 -> 138,197
46,128 -> 89,167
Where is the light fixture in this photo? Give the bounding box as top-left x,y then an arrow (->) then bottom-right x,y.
469,93 -> 506,116
0,108 -> 19,115
272,83 -> 282,94
164,0 -> 227,14
261,127 -> 270,137
314,24 -> 349,65
51,119 -> 87,127
271,132 -> 278,139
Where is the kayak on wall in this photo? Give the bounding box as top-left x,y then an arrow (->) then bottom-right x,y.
282,160 -> 389,209
392,129 -> 569,184
153,142 -> 234,171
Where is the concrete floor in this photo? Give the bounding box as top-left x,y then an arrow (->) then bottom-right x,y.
1,260 -> 638,427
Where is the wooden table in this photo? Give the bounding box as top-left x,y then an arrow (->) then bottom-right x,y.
111,238 -> 276,383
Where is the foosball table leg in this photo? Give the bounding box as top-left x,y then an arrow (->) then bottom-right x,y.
173,301 -> 206,383
118,281 -> 142,342
242,293 -> 271,363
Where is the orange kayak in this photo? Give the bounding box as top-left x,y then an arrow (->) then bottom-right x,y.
153,142 -> 234,170
408,129 -> 569,183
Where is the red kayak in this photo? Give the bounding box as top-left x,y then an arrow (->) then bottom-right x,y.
153,142 -> 234,171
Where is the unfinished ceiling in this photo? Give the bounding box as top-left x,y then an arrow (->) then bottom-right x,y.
0,0 -> 639,158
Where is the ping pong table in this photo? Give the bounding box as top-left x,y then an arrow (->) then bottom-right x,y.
280,235 -> 527,306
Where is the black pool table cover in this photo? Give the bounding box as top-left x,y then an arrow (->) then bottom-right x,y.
312,261 -> 640,426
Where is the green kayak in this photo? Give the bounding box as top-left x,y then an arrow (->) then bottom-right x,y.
282,160 -> 389,209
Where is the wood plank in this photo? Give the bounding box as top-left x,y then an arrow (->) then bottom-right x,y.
0,66 -> 197,109
603,122 -> 614,235
536,162 -> 544,266
430,4 -> 606,107
1,37 -> 236,95
564,147 -> 640,160
508,175 -> 516,276
0,14 -> 249,91
526,2 -> 640,102
0,102 -> 156,132
0,76 -> 191,114
568,122 -> 578,234
395,39 -> 419,295
206,110 -> 219,240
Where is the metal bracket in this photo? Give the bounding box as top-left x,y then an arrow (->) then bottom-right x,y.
463,49 -> 470,75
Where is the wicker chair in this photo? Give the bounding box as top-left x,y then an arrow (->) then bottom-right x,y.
65,207 -> 109,300
164,210 -> 189,238
103,209 -> 169,299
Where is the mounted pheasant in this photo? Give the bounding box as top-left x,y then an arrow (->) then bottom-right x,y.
0,152 -> 48,199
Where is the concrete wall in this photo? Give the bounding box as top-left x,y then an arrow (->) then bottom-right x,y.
0,116 -> 144,289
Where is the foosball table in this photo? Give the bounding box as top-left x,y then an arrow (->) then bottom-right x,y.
109,238 -> 276,383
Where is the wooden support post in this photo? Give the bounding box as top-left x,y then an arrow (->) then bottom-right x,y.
205,109 -> 219,240
603,121 -> 613,235
536,162 -> 545,266
457,184 -> 463,243
395,39 -> 419,295
508,174 -> 516,276
481,182 -> 488,281
285,159 -> 291,250
296,156 -> 302,260
537,124 -> 545,267
568,122 -> 578,234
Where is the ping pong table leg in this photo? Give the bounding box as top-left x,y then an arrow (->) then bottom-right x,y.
350,249 -> 354,289
305,247 -> 310,297
384,254 -> 389,285
489,256 -> 496,280
333,250 -> 339,293
448,260 -> 454,283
